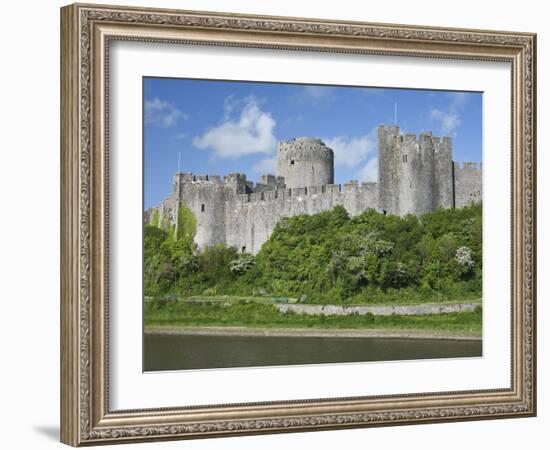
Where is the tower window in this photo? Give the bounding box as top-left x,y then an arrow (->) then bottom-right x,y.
403,154 -> 408,163
201,204 -> 205,212
290,159 -> 295,165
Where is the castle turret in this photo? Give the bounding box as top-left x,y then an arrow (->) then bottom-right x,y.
434,136 -> 454,209
172,173 -> 228,249
276,137 -> 334,189
378,125 -> 441,216
378,125 -> 402,215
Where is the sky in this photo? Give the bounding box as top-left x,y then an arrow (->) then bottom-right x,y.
143,77 -> 482,209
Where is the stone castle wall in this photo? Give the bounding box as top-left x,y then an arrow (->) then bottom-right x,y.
146,126 -> 482,255
453,162 -> 482,208
225,182 -> 378,254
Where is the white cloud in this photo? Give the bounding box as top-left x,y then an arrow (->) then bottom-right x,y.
429,92 -> 469,135
252,157 -> 277,175
359,157 -> 378,182
449,92 -> 468,108
324,129 -> 377,169
430,109 -> 461,134
223,94 -> 237,119
144,98 -> 188,127
193,97 -> 276,159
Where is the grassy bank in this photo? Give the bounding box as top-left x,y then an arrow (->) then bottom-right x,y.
145,295 -> 482,307
144,300 -> 482,335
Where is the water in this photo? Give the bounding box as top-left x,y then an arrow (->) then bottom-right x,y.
144,333 -> 482,371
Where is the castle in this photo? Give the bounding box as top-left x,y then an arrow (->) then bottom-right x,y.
145,125 -> 482,254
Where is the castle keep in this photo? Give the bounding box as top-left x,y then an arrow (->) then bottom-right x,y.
146,125 -> 482,254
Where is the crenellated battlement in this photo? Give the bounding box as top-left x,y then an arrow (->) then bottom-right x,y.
277,137 -> 333,159
230,181 -> 381,207
173,172 -> 225,186
173,171 -> 288,195
149,126 -> 481,254
453,161 -> 482,172
379,125 -> 452,153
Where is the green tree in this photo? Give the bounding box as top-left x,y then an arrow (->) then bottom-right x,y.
176,204 -> 197,244
150,209 -> 160,227
143,225 -> 174,295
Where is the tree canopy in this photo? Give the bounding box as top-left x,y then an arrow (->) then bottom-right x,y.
144,204 -> 482,304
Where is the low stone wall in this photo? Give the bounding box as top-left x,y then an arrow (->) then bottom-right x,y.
275,303 -> 479,317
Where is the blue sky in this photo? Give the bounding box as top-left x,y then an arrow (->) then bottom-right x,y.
144,77 -> 482,209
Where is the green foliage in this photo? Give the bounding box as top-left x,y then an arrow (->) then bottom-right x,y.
143,203 -> 482,304
151,209 -> 160,227
229,253 -> 255,275
143,205 -> 198,296
176,204 -> 197,244
143,226 -> 174,296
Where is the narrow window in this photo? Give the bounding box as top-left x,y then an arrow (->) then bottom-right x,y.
261,192 -> 264,201
205,175 -> 209,181
201,204 -> 205,212
290,159 -> 295,166
241,246 -> 246,253
304,187 -> 308,195
403,154 -> 408,163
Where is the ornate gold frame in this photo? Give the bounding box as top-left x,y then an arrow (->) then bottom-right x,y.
60,3 -> 536,446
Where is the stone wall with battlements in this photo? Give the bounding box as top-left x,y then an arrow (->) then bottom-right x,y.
225,182 -> 378,254
453,162 -> 482,208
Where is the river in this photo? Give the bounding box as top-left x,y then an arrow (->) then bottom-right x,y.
144,333 -> 482,371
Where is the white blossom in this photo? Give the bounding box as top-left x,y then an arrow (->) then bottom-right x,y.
455,246 -> 474,268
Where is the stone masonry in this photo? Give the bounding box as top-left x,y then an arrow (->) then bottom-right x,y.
145,125 -> 482,254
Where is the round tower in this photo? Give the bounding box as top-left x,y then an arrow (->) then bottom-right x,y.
276,137 -> 334,189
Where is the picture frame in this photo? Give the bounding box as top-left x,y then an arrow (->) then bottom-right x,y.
60,2 -> 536,446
